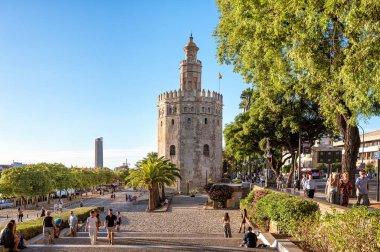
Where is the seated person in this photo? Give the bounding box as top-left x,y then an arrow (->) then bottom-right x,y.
240,227 -> 257,248
10,220 -> 26,249
0,222 -> 18,251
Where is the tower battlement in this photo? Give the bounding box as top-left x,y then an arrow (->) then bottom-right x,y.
158,89 -> 223,103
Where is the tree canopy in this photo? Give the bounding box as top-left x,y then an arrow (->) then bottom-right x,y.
215,0 -> 380,189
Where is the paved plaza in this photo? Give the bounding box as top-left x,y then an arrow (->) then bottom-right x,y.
22,190 -> 271,251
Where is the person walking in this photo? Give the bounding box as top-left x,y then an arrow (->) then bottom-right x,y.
238,209 -> 248,233
356,170 -> 370,206
42,211 -> 56,244
116,211 -> 122,231
40,206 -> 46,217
54,217 -> 63,238
301,174 -> 308,196
276,174 -> 283,191
86,210 -> 98,245
325,172 -> 340,204
69,211 -> 78,237
306,175 -> 316,198
222,212 -> 232,238
339,172 -> 352,207
17,208 -> 23,222
104,208 -> 117,245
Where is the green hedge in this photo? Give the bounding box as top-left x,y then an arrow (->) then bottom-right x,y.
291,206 -> 380,252
240,189 -> 272,213
16,206 -> 104,240
254,193 -> 319,233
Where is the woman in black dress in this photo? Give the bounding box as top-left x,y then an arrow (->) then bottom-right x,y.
239,209 -> 248,233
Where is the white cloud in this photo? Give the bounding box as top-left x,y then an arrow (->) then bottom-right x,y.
0,145 -> 156,169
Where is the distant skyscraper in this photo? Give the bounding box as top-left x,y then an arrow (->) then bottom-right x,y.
95,137 -> 103,168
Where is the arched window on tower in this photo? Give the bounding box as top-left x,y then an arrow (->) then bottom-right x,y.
169,108 -> 172,114
161,121 -> 163,127
187,118 -> 191,124
171,119 -> 174,125
208,107 -> 211,113
204,118 -> 208,124
170,145 -> 176,156
203,144 -> 210,157
184,107 -> 188,112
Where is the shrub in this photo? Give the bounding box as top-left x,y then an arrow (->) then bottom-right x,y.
291,206 -> 380,252
240,189 -> 272,214
208,184 -> 233,202
203,183 -> 214,193
253,189 -> 271,202
254,193 -> 319,233
16,206 -> 104,240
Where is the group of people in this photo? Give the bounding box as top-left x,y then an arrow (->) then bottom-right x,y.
42,210 -> 79,244
42,208 -> 123,246
222,210 -> 264,248
0,219 -> 27,251
324,170 -> 370,206
302,170 -> 370,206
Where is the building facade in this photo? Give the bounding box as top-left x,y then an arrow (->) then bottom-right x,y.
158,35 -> 223,192
95,137 -> 103,168
334,129 -> 380,168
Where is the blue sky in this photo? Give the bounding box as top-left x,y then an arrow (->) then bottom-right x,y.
0,1 -> 379,168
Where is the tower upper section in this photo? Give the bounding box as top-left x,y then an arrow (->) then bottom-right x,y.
180,34 -> 202,92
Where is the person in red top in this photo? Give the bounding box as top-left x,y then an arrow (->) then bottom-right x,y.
339,172 -> 352,207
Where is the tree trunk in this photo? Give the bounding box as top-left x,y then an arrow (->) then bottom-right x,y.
148,188 -> 155,211
337,114 -> 360,197
154,183 -> 161,206
286,151 -> 296,188
161,184 -> 166,200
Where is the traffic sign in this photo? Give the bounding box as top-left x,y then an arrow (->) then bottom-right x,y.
374,151 -> 380,160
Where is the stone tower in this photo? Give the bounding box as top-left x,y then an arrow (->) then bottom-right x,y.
158,35 -> 223,192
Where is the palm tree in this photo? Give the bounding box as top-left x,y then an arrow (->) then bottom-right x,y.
127,155 -> 180,211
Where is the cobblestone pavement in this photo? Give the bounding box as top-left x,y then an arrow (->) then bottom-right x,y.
95,191 -> 244,235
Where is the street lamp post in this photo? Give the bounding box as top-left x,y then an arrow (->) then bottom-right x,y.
358,125 -> 365,169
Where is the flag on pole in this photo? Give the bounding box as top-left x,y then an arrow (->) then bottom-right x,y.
218,72 -> 222,79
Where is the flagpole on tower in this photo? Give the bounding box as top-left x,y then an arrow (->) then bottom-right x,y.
218,72 -> 222,93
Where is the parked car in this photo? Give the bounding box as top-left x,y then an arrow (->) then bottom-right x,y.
0,198 -> 13,209
302,168 -> 321,179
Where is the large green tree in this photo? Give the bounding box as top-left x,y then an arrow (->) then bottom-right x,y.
215,0 -> 380,190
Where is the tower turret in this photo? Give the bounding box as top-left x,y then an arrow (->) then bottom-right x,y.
180,34 -> 202,92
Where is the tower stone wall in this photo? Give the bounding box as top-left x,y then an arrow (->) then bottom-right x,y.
157,36 -> 223,192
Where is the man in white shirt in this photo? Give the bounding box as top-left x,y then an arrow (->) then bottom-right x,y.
86,210 -> 98,245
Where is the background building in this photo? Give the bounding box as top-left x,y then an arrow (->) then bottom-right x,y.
334,129 -> 380,168
0,161 -> 27,174
95,137 -> 103,168
158,35 -> 223,192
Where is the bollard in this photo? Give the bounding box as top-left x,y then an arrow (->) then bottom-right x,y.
6,215 -> 8,219
37,213 -> 39,218
27,214 -> 28,218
